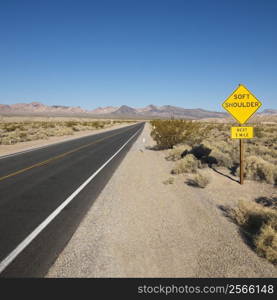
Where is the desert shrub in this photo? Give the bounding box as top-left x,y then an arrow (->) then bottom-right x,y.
19,132 -> 27,138
188,171 -> 211,188
229,199 -> 277,264
255,126 -> 264,138
210,149 -> 233,168
56,128 -> 74,136
237,156 -> 277,184
98,122 -> 105,128
171,154 -> 201,174
166,144 -> 191,161
0,136 -> 13,145
255,219 -> 277,264
0,119 -> 118,145
159,121 -> 277,184
1,131 -> 21,144
253,145 -> 271,157
33,132 -> 49,140
65,121 -> 78,127
246,145 -> 277,164
4,123 -> 22,132
187,141 -> 236,169
213,140 -> 231,154
228,147 -> 240,165
150,120 -> 209,149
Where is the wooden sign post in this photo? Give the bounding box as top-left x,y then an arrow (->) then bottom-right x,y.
222,84 -> 262,184
240,138 -> 244,185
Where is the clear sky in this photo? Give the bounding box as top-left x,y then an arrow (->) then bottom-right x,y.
0,0 -> 276,111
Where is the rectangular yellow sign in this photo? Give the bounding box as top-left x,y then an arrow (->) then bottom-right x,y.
231,126 -> 254,139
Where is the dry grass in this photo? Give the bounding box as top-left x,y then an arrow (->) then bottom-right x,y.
149,119 -> 277,264
150,120 -> 277,185
236,156 -> 277,185
255,220 -> 277,264
165,144 -> 191,161
187,172 -> 211,188
0,118 -> 134,145
171,154 -> 201,174
209,149 -> 234,168
228,199 -> 277,264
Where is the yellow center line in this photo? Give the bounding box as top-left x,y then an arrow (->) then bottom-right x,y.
0,127 -> 134,182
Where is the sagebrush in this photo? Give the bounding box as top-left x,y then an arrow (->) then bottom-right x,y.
228,199 -> 277,264
150,119 -> 211,149
0,119 -> 133,145
151,120 -> 277,185
188,172 -> 211,188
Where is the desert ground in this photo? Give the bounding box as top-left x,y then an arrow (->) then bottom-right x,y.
0,116 -> 135,157
46,122 -> 277,277
1,115 -> 276,276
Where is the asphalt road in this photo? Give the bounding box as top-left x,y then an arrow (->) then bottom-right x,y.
0,122 -> 144,277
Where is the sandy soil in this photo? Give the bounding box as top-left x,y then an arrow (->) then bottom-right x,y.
0,123 -> 133,157
47,123 -> 277,277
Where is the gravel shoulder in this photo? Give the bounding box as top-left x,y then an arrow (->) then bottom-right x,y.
47,123 -> 277,277
0,123 -> 132,157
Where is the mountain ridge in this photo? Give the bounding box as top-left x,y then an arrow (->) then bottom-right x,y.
0,101 -> 276,119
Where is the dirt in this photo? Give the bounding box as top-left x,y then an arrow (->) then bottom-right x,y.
46,123 -> 277,277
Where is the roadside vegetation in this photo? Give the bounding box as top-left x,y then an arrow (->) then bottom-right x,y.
150,119 -> 277,264
150,119 -> 211,149
0,118 -> 134,145
187,171 -> 211,188
227,198 -> 277,264
150,119 -> 277,186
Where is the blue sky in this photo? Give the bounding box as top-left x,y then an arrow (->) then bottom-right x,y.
0,0 -> 276,111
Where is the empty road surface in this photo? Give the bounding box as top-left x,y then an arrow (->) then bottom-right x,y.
0,122 -> 144,277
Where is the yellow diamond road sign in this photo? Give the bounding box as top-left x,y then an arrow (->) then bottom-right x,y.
222,84 -> 262,124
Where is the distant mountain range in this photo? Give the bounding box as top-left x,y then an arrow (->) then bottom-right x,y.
262,109 -> 277,114
0,102 -> 276,119
0,102 -> 86,114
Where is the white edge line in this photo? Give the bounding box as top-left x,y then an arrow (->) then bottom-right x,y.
0,127 -> 142,274
0,123 -> 138,160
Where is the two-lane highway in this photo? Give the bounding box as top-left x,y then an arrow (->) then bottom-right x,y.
0,122 -> 144,277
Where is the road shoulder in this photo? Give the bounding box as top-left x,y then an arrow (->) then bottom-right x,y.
47,123 -> 277,277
